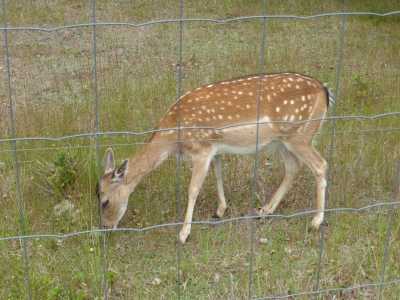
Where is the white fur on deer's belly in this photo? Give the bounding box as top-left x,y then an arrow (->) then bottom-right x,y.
214,139 -> 275,156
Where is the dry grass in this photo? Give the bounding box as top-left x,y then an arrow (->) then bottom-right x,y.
0,0 -> 399,299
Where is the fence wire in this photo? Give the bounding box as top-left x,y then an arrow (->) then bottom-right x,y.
1,1 -> 400,299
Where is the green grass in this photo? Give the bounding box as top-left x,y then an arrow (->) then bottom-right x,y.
0,0 -> 399,299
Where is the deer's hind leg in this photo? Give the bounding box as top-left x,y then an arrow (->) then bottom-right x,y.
283,138 -> 327,229
257,142 -> 303,216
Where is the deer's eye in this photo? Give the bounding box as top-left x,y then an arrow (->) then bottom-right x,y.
102,199 -> 110,208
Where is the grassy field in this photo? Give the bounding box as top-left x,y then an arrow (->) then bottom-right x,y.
0,0 -> 399,299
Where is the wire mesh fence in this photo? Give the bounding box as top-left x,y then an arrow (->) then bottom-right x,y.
1,0 -> 400,299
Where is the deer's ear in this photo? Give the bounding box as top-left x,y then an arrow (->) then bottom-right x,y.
113,159 -> 129,182
103,148 -> 115,174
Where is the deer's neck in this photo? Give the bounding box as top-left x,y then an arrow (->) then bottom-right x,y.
125,143 -> 170,190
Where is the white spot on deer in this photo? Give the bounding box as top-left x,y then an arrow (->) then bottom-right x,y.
192,114 -> 196,117
206,117 -> 210,121
290,100 -> 295,105
290,115 -> 295,122
280,88 -> 285,92
295,109 -> 299,113
283,100 -> 288,105
198,110 -> 202,114
301,95 -> 306,101
236,114 -> 241,118
227,101 -> 232,106
238,91 -> 243,95
299,115 -> 303,121
207,84 -> 214,88
234,96 -> 238,100
245,104 -> 250,109
283,115 -> 288,121
296,85 -> 300,89
249,92 -> 253,96
188,99 -> 192,103
227,116 -> 232,120
267,95 -> 271,101
307,94 -> 311,99
198,118 -> 203,121
218,115 -> 223,119
206,95 -> 210,99
271,86 -> 275,90
283,79 -> 287,83
195,87 -> 201,91
276,107 -> 280,113
287,83 -> 291,88
211,108 -> 215,113
288,77 -> 294,82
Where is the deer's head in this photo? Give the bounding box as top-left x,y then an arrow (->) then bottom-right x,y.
96,148 -> 130,229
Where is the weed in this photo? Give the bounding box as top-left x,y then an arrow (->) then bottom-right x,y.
34,149 -> 78,199
48,150 -> 78,193
47,285 -> 64,300
352,74 -> 369,101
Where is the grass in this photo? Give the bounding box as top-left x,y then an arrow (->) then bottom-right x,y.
0,0 -> 399,299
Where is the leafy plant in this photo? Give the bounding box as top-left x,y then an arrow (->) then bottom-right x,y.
48,150 -> 78,193
34,149 -> 79,197
352,74 -> 369,101
47,284 -> 64,300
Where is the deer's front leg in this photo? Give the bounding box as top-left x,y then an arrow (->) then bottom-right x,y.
211,155 -> 227,218
179,154 -> 212,244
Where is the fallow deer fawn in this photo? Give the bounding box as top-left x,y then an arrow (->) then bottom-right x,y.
96,72 -> 332,244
